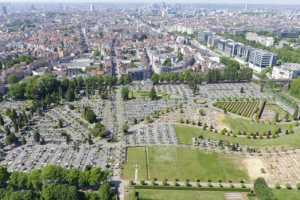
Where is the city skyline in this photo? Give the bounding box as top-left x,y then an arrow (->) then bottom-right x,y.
1,0 -> 300,5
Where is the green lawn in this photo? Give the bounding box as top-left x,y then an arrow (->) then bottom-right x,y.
175,124 -> 300,148
265,103 -> 292,121
223,115 -> 294,134
130,90 -> 170,100
273,189 -> 300,200
128,189 -> 227,200
123,146 -> 248,182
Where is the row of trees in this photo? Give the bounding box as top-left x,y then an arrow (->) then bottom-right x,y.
0,55 -> 34,70
151,66 -> 252,86
0,165 -> 113,200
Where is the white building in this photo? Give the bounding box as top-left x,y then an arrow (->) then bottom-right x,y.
272,63 -> 300,80
246,32 -> 274,47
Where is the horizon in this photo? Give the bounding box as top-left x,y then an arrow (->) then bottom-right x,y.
1,0 -> 300,6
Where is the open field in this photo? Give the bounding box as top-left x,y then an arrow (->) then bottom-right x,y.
261,103 -> 292,122
222,115 -> 295,135
123,146 -> 249,182
273,189 -> 300,200
127,189 -> 228,200
175,124 -> 300,148
130,90 -> 170,100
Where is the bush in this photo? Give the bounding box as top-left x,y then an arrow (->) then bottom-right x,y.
297,183 -> 300,190
254,178 -> 275,200
286,183 -> 292,190
140,180 -> 146,185
275,183 -> 281,189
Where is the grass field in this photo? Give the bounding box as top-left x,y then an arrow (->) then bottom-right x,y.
175,124 -> 300,148
123,146 -> 248,182
273,189 -> 300,200
222,115 -> 294,134
264,103 -> 292,121
127,189 -> 227,200
130,90 -> 170,100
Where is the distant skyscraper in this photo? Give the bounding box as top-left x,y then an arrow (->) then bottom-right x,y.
30,4 -> 36,12
89,4 -> 94,12
2,5 -> 7,15
244,0 -> 248,11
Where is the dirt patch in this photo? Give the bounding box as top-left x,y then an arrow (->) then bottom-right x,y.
216,113 -> 230,130
242,158 -> 269,181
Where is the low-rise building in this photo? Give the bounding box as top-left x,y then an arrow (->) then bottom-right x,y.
272,63 -> 300,80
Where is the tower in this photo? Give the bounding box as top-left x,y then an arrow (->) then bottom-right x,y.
244,0 -> 248,11
89,4 -> 94,12
2,5 -> 7,15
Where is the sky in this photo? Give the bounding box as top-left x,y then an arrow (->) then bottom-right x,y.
0,0 -> 300,5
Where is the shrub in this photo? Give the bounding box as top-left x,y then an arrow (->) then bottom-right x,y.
162,179 -> 168,186
286,183 -> 292,190
254,178 -> 275,200
275,183 -> 281,189
140,180 -> 146,185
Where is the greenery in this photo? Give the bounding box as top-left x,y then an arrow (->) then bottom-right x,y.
0,165 -> 113,200
290,78 -> 300,99
273,189 -> 300,200
121,87 -> 130,101
175,124 -> 300,148
254,178 -> 275,200
0,55 -> 34,70
128,189 -> 227,200
8,75 -> 119,109
151,67 -> 252,86
123,147 -> 248,182
214,99 -> 261,118
90,122 -> 108,138
82,107 -> 97,124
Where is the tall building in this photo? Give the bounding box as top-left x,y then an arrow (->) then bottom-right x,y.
198,31 -> 212,45
249,50 -> 277,72
89,4 -> 94,12
2,5 -> 7,15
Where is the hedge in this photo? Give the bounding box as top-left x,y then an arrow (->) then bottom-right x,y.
132,185 -> 250,192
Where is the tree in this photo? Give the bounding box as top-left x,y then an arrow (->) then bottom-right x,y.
274,112 -> 280,122
90,123 -> 107,138
83,107 -> 97,124
58,119 -> 63,128
88,168 -> 106,188
41,184 -> 79,200
151,74 -> 159,85
65,169 -> 79,187
8,171 -> 29,190
8,75 -> 19,85
66,88 -> 75,102
0,114 -> 4,126
5,133 -> 18,145
28,170 -> 42,190
240,87 -> 244,93
41,165 -> 65,184
121,87 -> 130,101
0,166 -> 9,187
149,87 -> 158,100
254,178 -> 275,200
293,106 -> 299,120
98,182 -> 111,200
33,131 -> 40,143
122,122 -> 129,134
9,83 -> 26,100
